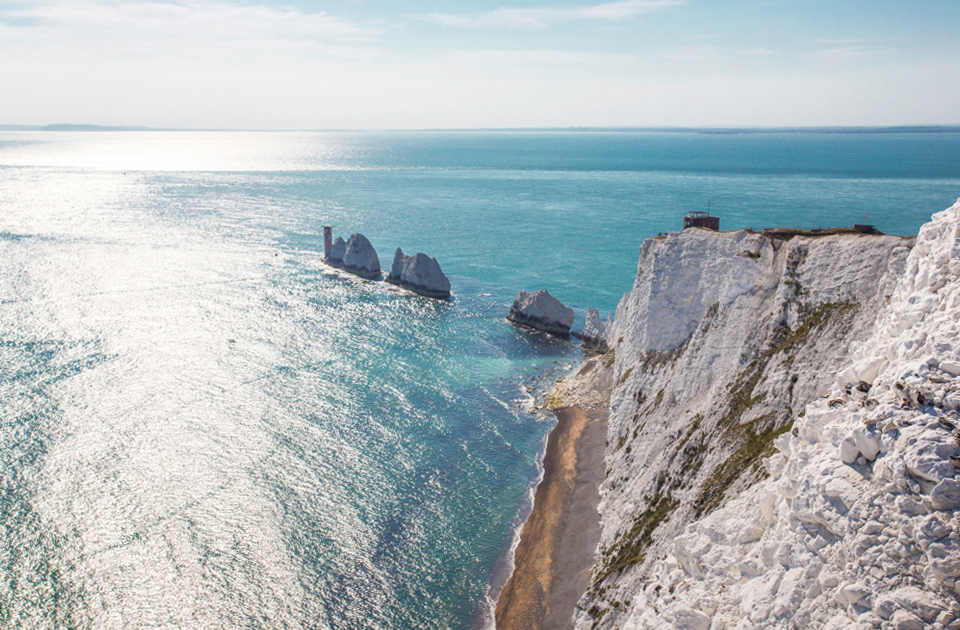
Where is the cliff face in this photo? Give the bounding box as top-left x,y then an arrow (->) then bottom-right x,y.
571,205 -> 960,629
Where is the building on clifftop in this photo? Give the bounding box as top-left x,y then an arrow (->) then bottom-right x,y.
683,211 -> 720,230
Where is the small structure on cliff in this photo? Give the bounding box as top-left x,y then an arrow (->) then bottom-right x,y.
507,290 -> 574,336
683,211 -> 719,231
386,248 -> 451,299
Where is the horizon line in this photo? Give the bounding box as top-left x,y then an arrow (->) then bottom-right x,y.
2,123 -> 960,134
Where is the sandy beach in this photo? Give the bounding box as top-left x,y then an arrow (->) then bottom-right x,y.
495,360 -> 611,630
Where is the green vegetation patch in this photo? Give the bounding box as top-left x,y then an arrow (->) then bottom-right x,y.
599,416 -> 706,580
768,301 -> 857,358
597,300 -> 859,581
601,347 -> 616,368
600,493 -> 679,580
633,387 -> 646,406
693,413 -> 790,518
639,345 -> 685,370
636,387 -> 664,417
692,301 -> 856,518
762,226 -> 884,240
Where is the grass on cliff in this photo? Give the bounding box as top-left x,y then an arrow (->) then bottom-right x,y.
693,300 -> 857,518
759,226 -> 884,240
598,418 -> 706,581
598,300 -> 860,581
602,348 -> 616,368
600,494 -> 679,579
693,413 -> 790,518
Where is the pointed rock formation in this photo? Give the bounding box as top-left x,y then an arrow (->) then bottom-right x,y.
582,307 -> 610,352
507,289 -> 574,336
386,248 -> 452,299
342,233 -> 380,279
326,237 -> 347,266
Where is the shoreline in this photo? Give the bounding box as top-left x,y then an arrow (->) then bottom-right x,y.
478,423 -> 551,630
494,359 -> 612,630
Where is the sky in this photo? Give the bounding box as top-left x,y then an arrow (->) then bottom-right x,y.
1,0 -> 959,129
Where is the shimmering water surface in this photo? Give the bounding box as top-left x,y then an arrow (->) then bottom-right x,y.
1,131 -> 959,629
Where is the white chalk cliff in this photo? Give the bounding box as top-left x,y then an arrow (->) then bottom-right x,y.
508,289 -> 575,336
386,248 -> 452,299
573,202 -> 960,630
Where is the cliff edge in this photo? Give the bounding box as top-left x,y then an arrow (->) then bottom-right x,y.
570,206 -> 960,629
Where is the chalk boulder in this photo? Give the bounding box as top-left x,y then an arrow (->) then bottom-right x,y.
326,237 -> 347,266
582,307 -> 610,352
342,233 -> 381,279
931,478 -> 960,510
507,289 -> 574,336
386,248 -> 452,299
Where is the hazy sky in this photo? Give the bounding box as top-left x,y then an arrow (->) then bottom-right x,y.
2,0 -> 959,129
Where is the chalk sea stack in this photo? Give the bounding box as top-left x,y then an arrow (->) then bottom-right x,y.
386,248 -> 452,299
341,233 -> 380,279
507,289 -> 574,336
581,307 -> 611,352
326,237 -> 347,266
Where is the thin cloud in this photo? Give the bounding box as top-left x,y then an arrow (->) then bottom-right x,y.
806,44 -> 889,59
0,0 -> 382,44
814,38 -> 878,45
656,45 -> 725,62
445,48 -> 644,67
421,0 -> 684,30
807,38 -> 893,58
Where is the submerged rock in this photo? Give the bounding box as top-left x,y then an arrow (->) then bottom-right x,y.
507,289 -> 574,336
342,233 -> 381,279
582,307 -> 610,352
386,248 -> 451,299
326,237 -> 347,266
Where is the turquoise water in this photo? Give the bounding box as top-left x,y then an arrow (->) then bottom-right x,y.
1,130 -> 958,629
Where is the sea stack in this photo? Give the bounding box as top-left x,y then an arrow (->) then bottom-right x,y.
507,289 -> 574,336
326,237 -> 347,266
581,307 -> 610,352
386,248 -> 452,299
341,233 -> 381,279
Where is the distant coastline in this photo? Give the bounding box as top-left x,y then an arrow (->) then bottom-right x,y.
2,124 -> 960,134
0,124 -> 159,132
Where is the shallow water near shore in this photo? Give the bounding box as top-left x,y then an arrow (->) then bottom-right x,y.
1,130 -> 959,629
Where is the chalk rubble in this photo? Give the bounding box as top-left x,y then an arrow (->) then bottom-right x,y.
341,233 -> 381,279
386,248 -> 451,299
582,307 -> 610,352
572,202 -> 960,630
507,289 -> 574,336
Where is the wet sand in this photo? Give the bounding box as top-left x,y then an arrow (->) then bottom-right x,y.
494,404 -> 608,630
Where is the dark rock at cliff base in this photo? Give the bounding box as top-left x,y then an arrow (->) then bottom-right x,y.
326,237 -> 347,266
386,248 -> 452,299
342,234 -> 381,279
582,307 -> 611,352
507,290 -> 574,336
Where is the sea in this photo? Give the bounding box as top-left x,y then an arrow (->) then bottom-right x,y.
1,129 -> 959,630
